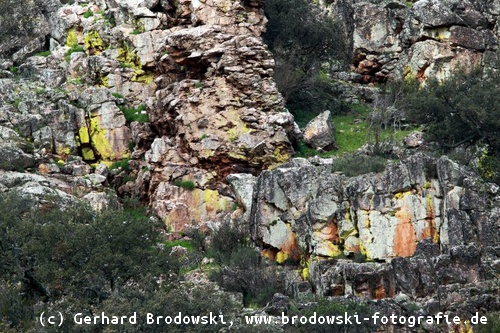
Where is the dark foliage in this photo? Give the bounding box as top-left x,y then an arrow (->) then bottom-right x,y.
209,222 -> 285,306
0,192 -> 178,332
331,154 -> 387,176
264,0 -> 351,118
399,68 -> 500,154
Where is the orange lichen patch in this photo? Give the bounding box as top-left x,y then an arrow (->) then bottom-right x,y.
427,195 -> 439,243
164,188 -> 230,232
280,229 -> 301,262
38,163 -> 49,174
374,284 -> 386,299
322,221 -> 340,244
165,205 -> 190,232
394,207 -> 417,257
344,238 -> 360,253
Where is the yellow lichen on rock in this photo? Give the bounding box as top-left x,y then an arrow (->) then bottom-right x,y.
84,30 -> 105,54
276,251 -> 289,264
78,127 -> 90,144
89,117 -> 114,161
66,28 -> 78,47
82,147 -> 95,160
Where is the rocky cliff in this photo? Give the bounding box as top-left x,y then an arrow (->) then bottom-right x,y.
0,0 -> 296,226
228,152 -> 499,318
320,0 -> 500,104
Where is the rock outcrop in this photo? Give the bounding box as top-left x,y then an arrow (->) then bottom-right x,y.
323,0 -> 500,87
0,0 -> 296,223
229,152 -> 499,314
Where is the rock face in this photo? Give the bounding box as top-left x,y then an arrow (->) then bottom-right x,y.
323,0 -> 500,85
229,152 -> 499,313
141,0 -> 296,229
0,0 -> 498,319
0,0 -> 296,227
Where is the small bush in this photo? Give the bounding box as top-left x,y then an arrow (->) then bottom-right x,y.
119,104 -> 150,123
208,222 -> 249,264
35,50 -> 51,57
110,158 -> 130,172
331,154 -> 387,177
476,313 -> 500,333
286,299 -> 375,333
264,0 -> 350,120
477,153 -> 500,184
173,179 -> 196,191
211,246 -> 284,306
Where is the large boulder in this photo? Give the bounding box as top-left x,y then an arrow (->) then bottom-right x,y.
303,111 -> 336,150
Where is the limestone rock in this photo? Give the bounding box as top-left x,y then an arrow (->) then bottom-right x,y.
303,111 -> 336,150
249,152 -> 498,261
403,131 -> 425,148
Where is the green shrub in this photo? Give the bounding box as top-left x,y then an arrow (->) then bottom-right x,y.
264,0 -> 350,118
331,154 -> 387,177
477,153 -> 500,184
211,246 -> 284,306
119,104 -> 150,123
35,50 -> 51,57
399,67 -> 500,154
476,314 -> 500,333
208,222 -> 249,264
286,299 -> 375,333
0,192 -> 179,332
110,158 -> 130,172
173,179 -> 196,191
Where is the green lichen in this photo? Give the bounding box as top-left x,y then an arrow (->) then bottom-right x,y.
56,146 -> 71,158
118,43 -> 152,83
118,43 -> 141,70
132,71 -> 154,84
78,127 -> 90,144
100,75 -> 109,87
273,147 -> 291,164
403,65 -> 415,83
300,256 -> 310,280
228,151 -> 247,160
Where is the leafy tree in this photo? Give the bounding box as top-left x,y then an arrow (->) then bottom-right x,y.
399,68 -> 500,153
397,68 -> 500,183
0,192 -> 179,332
263,0 -> 351,119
